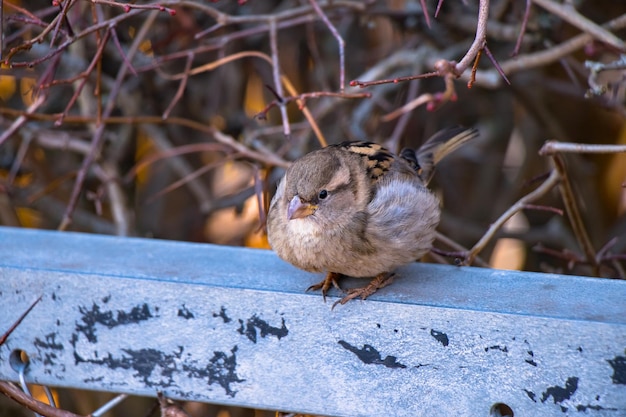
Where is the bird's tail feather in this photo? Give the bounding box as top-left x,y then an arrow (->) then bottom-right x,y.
400,126 -> 478,185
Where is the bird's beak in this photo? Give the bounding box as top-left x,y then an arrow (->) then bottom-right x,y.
287,195 -> 317,220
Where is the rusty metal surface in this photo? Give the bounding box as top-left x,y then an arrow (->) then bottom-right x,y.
0,226 -> 625,416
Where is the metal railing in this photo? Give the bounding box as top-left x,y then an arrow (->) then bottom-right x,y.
1,226 -> 625,416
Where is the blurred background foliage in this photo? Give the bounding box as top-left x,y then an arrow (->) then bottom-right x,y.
1,0 -> 626,415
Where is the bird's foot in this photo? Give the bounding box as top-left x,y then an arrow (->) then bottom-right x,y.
333,272 -> 395,308
307,272 -> 343,302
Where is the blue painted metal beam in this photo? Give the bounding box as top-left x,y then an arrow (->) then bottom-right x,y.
0,226 -> 625,416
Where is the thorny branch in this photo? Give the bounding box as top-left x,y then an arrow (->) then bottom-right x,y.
532,0 -> 624,51
308,0 -> 346,91
0,381 -> 83,417
0,295 -> 42,345
59,10 -> 160,230
473,13 -> 626,88
463,169 -> 562,266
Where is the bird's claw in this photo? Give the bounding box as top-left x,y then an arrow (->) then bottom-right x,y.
306,272 -> 343,302
331,272 -> 395,308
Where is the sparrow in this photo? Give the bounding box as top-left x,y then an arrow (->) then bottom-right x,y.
266,127 -> 478,306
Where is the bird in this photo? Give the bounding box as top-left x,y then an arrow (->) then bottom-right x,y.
266,126 -> 478,306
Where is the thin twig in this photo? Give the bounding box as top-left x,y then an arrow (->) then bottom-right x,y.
434,231 -> 489,267
308,0 -> 345,91
385,78 -> 420,153
532,0 -> 624,50
144,159 -> 229,206
8,134 -> 32,185
435,0 -> 444,18
522,204 -> 563,216
6,7 -> 145,66
596,237 -> 618,263
162,51 -> 195,119
163,14 -> 320,66
32,131 -> 92,154
351,0 -> 490,89
0,94 -> 46,147
550,153 -> 599,274
540,141 -> 626,155
158,50 -> 273,81
612,259 -> 626,279
0,108 -> 291,167
512,0 -> 532,56
350,71 -> 439,88
533,244 -> 584,269
483,45 -> 510,85
93,163 -> 131,236
59,10 -> 159,230
91,0 -> 176,16
56,28 -> 112,125
110,27 -> 138,76
419,0 -> 431,28
280,76 -> 329,147
454,0 -> 489,76
3,11 -> 63,62
0,381 -> 83,417
139,123 -> 215,213
468,48 -> 482,88
381,68 -> 456,121
255,91 -> 371,121
0,295 -> 43,345
268,18 -> 291,138
465,169 -> 561,265
124,143 -> 228,183
473,13 -> 626,87
50,0 -> 75,47
0,0 -> 3,61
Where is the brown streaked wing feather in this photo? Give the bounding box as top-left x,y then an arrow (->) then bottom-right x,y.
331,141 -> 396,182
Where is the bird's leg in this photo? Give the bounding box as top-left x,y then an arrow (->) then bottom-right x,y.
333,272 -> 395,307
307,272 -> 343,302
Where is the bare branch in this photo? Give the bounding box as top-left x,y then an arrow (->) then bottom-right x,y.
308,0 -> 346,91
540,141 -> 626,155
472,13 -> 626,87
59,11 -> 160,230
268,18 -> 291,139
0,381 -> 83,417
532,0 -> 624,50
465,170 -> 561,266
454,0 -> 489,76
551,154 -> 599,273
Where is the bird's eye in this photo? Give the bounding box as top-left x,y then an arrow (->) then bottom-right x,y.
318,189 -> 328,200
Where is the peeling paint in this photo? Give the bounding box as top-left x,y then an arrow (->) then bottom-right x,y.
34,332 -> 64,351
524,389 -> 537,402
184,346 -> 244,397
607,355 -> 626,385
74,302 -> 155,344
338,340 -> 406,369
485,345 -> 508,353
213,306 -> 232,323
33,332 -> 64,367
575,404 -> 618,412
74,346 -> 183,387
430,329 -> 449,347
540,376 -> 578,405
177,304 -> 194,319
237,315 -> 288,344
